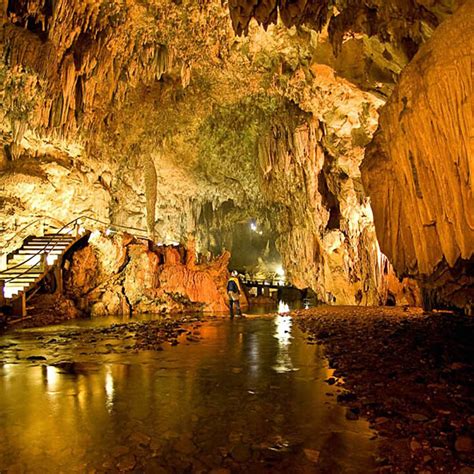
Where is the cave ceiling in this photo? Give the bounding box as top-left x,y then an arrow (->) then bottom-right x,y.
0,0 -> 467,306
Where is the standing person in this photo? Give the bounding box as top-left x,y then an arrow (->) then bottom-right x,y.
227,270 -> 242,318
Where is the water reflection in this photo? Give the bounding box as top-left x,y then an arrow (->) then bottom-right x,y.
105,366 -> 114,412
44,365 -> 60,392
273,315 -> 296,373
0,317 -> 377,473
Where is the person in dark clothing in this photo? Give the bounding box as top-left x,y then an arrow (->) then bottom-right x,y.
227,270 -> 242,318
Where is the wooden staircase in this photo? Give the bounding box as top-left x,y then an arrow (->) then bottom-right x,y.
0,227 -> 88,318
0,215 -> 151,320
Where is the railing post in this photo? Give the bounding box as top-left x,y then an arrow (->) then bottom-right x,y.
0,280 -> 5,307
12,293 -> 26,318
40,252 -> 47,272
54,266 -> 63,295
39,218 -> 45,237
0,253 -> 6,271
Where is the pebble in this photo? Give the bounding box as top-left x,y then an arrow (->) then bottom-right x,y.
231,443 -> 251,462
455,436 -> 473,453
129,431 -> 151,447
408,413 -> 429,422
303,448 -> 320,463
116,453 -> 136,472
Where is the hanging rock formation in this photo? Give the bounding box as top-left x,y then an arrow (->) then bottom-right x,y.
362,1 -> 473,312
0,0 -> 466,312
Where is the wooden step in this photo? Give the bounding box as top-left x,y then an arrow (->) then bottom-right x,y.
23,242 -> 69,246
29,237 -> 74,242
7,256 -> 43,265
5,277 -> 38,284
1,270 -> 42,276
18,249 -> 63,255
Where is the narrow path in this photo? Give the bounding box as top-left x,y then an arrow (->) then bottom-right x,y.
0,316 -> 377,473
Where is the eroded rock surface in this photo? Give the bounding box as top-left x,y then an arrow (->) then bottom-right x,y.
0,0 -> 466,310
64,232 -> 236,315
362,2 -> 474,312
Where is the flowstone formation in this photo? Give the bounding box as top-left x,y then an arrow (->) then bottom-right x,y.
64,232 -> 235,315
0,0 -> 466,310
362,2 -> 473,313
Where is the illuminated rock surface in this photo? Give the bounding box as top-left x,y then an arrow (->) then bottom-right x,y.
362,1 -> 474,312
64,232 -> 234,314
0,1 -> 470,310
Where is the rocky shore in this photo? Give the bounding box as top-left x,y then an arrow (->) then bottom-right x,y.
0,315 -> 203,365
296,306 -> 474,473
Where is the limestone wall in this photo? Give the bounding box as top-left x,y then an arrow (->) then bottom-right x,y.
361,2 -> 473,311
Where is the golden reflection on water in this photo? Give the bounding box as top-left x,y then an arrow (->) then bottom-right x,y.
0,317 -> 377,472
105,366 -> 114,412
273,314 -> 295,373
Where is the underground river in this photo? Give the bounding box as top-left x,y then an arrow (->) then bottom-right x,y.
0,314 -> 377,473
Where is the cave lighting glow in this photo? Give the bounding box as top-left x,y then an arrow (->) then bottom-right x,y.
46,254 -> 58,265
89,229 -> 101,242
275,265 -> 285,278
278,300 -> 290,314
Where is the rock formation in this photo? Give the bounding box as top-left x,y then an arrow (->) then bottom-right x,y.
0,0 -> 468,312
362,1 -> 473,312
64,232 -> 238,315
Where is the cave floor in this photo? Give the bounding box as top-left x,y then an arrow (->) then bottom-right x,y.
296,306 -> 474,473
0,313 -> 377,473
0,307 -> 473,473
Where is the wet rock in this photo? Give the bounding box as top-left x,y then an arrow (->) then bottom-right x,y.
410,440 -> 422,451
231,443 -> 251,462
143,458 -> 168,474
129,431 -> 151,447
345,408 -> 359,421
111,445 -> 130,458
116,453 -> 136,472
455,436 -> 473,453
408,413 -> 429,422
174,437 -> 196,455
303,448 -> 320,463
26,355 -> 47,361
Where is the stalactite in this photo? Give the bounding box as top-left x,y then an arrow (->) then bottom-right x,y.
143,153 -> 158,241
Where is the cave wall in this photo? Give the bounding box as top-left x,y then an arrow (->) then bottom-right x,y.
258,109 -> 410,305
361,1 -> 473,311
1,0 -> 459,310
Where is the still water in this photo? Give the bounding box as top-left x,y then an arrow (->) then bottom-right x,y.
0,315 -> 376,473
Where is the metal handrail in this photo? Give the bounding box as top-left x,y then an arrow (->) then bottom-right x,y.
241,276 -> 289,287
3,218 -> 42,244
0,215 -> 150,286
2,216 -> 67,245
0,217 -> 84,282
78,216 -> 148,236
